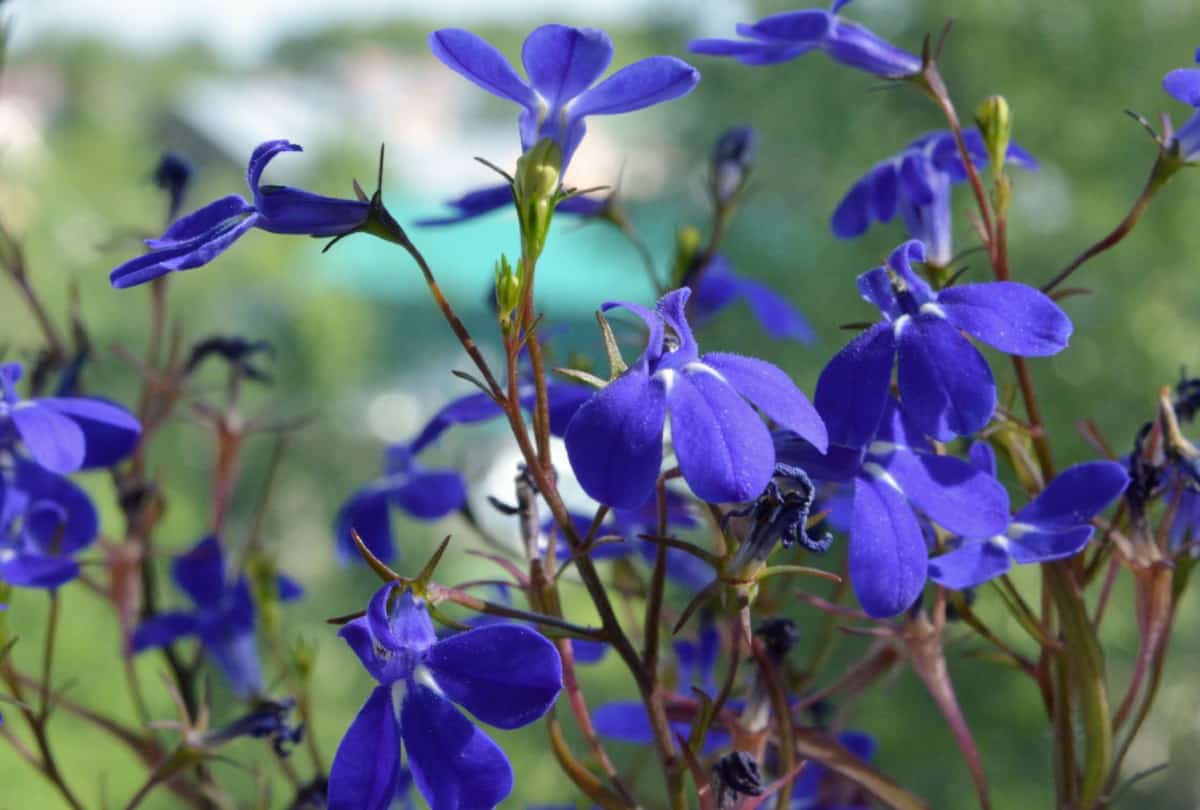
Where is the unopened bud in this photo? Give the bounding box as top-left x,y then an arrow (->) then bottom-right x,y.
975,95 -> 1011,173
494,254 -> 522,333
671,224 -> 703,288
711,125 -> 757,204
514,138 -> 563,260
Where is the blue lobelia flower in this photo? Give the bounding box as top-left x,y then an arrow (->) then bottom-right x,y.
335,443 -> 467,565
153,151 -> 195,223
711,124 -> 757,204
566,288 -> 827,509
832,130 -> 1039,267
110,140 -> 370,289
328,583 -> 561,810
815,240 -> 1072,444
689,0 -> 920,78
336,381 -> 592,564
1,362 -> 141,475
593,619 -> 733,753
929,444 -> 1128,589
776,398 -> 1010,618
131,536 -> 296,698
690,254 -> 816,345
1164,47 -> 1200,163
429,24 -> 699,172
417,183 -> 604,226
0,457 -> 99,589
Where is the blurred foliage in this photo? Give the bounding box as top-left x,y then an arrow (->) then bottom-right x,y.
1,0 -> 1200,807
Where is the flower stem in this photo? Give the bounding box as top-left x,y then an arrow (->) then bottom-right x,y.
1041,155 -> 1177,294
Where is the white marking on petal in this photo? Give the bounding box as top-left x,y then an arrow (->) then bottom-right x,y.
988,535 -> 1011,551
867,440 -> 900,457
892,314 -> 911,338
657,368 -> 677,394
413,664 -> 444,697
1007,522 -> 1035,538
862,461 -> 904,494
919,302 -> 947,319
683,362 -> 728,385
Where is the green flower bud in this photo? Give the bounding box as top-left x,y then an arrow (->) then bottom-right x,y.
514,138 -> 563,261
494,254 -> 522,334
671,225 -> 703,288
975,95 -> 1012,173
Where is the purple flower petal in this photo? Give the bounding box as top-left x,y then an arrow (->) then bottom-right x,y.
570,56 -> 699,118
172,535 -> 226,608
856,267 -> 900,320
409,390 -> 503,456
10,401 -> 85,474
130,611 -> 199,652
1165,67 -> 1200,106
110,213 -> 261,289
702,352 -> 827,451
938,282 -> 1072,357
849,471 -> 927,618
824,18 -> 921,76
40,397 -> 141,469
709,271 -> 816,344
688,38 -> 813,66
814,322 -> 895,449
417,184 -> 514,227
146,194 -> 254,249
877,447 -> 1010,538
571,639 -> 608,664
1014,461 -> 1129,531
831,175 -> 873,238
246,140 -> 302,191
335,485 -> 394,564
747,9 -> 832,41
426,623 -> 562,729
370,585 -> 437,656
521,25 -> 613,106
428,28 -> 536,107
390,470 -> 467,520
928,539 -> 1012,590
402,683 -> 514,810
254,186 -> 369,236
968,441 -> 997,477
896,314 -> 996,440
18,462 -> 99,556
337,618 -> 392,683
204,625 -> 263,698
328,686 -> 402,810
0,554 -> 79,589
1007,526 -> 1094,564
565,371 -> 667,509
774,433 -> 864,483
667,367 -> 775,504
870,161 -> 900,221
600,299 -> 665,373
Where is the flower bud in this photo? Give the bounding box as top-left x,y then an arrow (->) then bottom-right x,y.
711,125 -> 757,204
494,254 -> 522,334
514,138 -> 563,260
670,224 -> 703,288
975,95 -> 1012,173
152,151 -> 194,222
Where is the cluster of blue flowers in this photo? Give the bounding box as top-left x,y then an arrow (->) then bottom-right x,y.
68,2 -> 1200,808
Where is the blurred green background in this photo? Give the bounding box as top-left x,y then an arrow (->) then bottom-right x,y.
2,0 -> 1200,807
